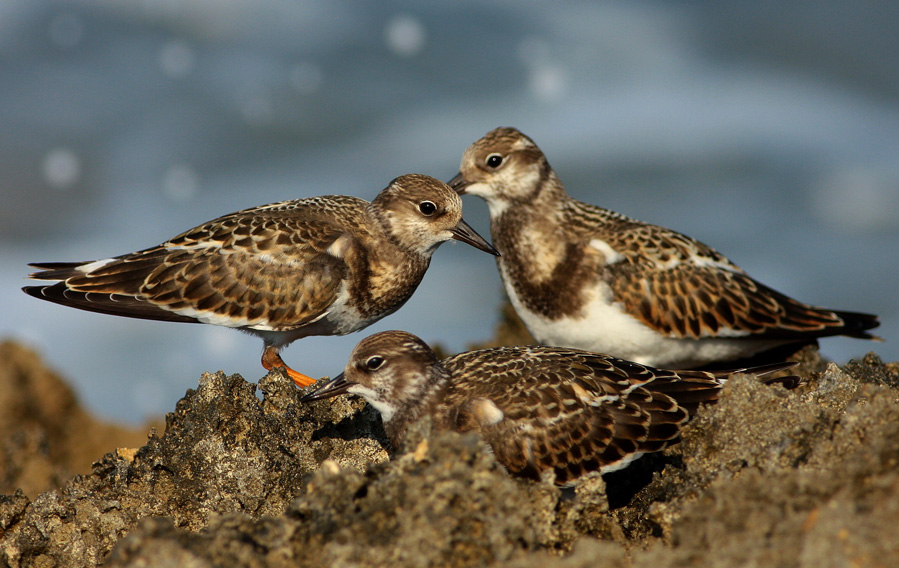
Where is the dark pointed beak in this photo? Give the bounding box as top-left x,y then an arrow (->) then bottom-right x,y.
300,372 -> 354,402
450,219 -> 499,256
447,172 -> 471,194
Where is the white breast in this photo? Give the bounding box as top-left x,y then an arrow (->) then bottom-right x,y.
500,263 -> 781,368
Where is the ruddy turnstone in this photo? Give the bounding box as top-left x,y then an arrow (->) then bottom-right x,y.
302,330 -> 798,485
448,127 -> 880,368
23,174 -> 498,387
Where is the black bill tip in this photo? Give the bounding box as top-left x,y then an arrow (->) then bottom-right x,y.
300,372 -> 354,402
447,172 -> 471,194
450,219 -> 499,256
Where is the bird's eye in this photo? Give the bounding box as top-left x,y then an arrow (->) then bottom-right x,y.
485,153 -> 503,169
418,201 -> 437,216
365,356 -> 385,371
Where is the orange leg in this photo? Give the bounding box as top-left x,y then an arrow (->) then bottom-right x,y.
262,346 -> 316,388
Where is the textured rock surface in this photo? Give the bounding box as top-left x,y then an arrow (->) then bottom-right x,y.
0,344 -> 388,567
0,337 -> 897,567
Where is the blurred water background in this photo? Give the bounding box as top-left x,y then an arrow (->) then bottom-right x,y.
1,1 -> 897,424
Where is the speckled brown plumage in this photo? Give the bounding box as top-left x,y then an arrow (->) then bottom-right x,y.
302,330 -> 798,486
23,174 -> 498,387
448,127 -> 880,368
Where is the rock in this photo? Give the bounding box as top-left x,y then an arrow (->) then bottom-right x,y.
1,338 -> 897,567
0,365 -> 388,566
614,355 -> 899,567
0,341 -> 154,498
104,425 -> 614,568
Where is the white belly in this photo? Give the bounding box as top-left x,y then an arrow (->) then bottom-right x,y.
501,268 -> 778,368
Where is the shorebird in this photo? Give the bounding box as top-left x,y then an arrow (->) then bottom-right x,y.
24,174 -> 498,387
448,127 -> 880,368
302,330 -> 798,485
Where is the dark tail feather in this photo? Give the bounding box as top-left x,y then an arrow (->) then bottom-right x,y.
760,375 -> 802,390
28,261 -> 87,271
22,283 -> 199,324
728,361 -> 801,390
27,261 -> 92,280
727,361 -> 798,377
831,309 -> 881,340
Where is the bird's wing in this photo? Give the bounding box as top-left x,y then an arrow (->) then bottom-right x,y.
443,348 -> 702,484
590,215 -> 879,340
606,259 -> 877,340
24,198 -> 366,331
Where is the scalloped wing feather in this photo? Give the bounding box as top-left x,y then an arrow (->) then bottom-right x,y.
25,206 -> 360,330
607,261 -> 877,340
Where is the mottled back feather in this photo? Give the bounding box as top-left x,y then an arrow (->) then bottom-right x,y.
308,331 -> 799,486
26,198 -> 360,330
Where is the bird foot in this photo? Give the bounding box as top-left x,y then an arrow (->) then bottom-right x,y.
262,348 -> 316,388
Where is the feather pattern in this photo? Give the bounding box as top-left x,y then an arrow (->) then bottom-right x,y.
23,174 -> 498,386
449,127 -> 880,367
302,330 -> 799,486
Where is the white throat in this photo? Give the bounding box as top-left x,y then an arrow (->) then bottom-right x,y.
348,384 -> 399,422
465,183 -> 510,218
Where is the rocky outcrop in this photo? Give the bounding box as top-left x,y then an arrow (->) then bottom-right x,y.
0,338 -> 896,567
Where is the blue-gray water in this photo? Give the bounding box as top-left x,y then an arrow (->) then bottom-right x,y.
2,1 -> 897,423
